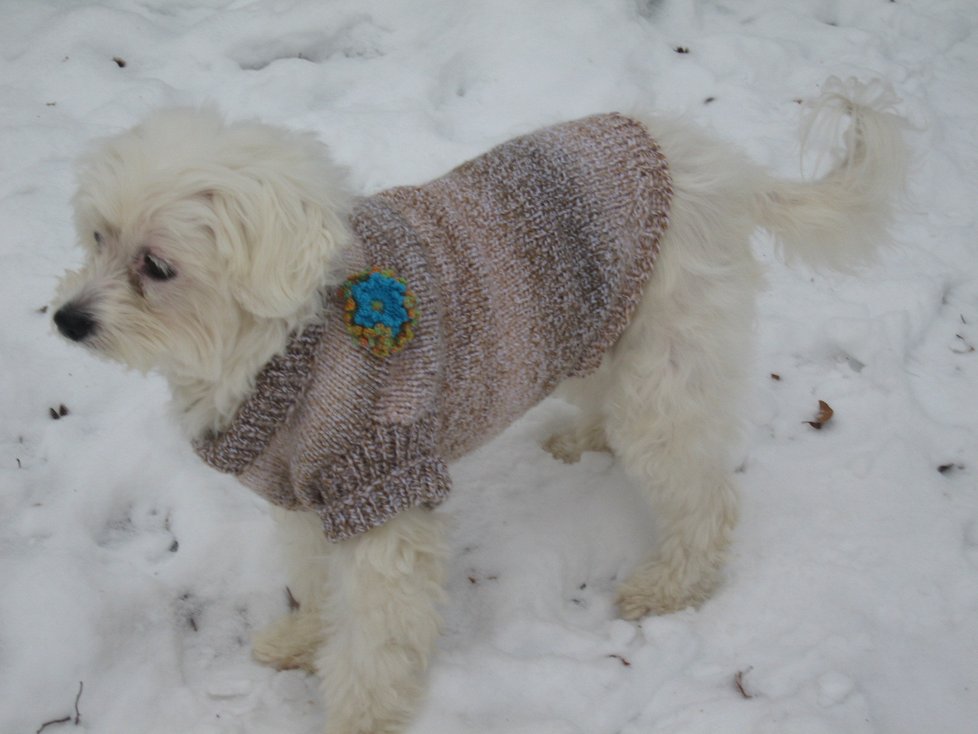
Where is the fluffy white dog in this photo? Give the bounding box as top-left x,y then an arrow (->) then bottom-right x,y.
53,79 -> 906,734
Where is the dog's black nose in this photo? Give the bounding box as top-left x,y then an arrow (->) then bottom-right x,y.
54,304 -> 96,342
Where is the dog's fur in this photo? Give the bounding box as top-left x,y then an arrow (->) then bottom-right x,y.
53,78 -> 906,734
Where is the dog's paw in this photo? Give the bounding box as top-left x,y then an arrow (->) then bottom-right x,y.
616,565 -> 717,620
542,431 -> 584,464
616,586 -> 686,620
541,426 -> 610,464
252,611 -> 324,673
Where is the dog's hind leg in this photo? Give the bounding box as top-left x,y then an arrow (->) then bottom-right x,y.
604,181 -> 760,618
605,80 -> 907,619
316,508 -> 446,734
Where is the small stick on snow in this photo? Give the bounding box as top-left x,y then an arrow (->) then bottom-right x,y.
286,586 -> 300,611
73,680 -> 83,725
34,681 -> 83,734
35,716 -> 70,734
952,334 -> 975,354
734,668 -> 754,699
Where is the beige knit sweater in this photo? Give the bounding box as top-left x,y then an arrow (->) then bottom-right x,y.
194,113 -> 672,541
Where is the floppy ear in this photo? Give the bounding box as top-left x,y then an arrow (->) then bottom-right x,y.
208,127 -> 351,319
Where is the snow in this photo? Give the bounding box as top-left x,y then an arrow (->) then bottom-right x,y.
1,1 -> 976,732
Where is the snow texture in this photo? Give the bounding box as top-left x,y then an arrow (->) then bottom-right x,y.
2,1 -> 976,733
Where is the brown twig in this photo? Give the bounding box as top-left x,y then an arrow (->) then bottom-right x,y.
286,586 -> 300,611
952,334 -> 975,354
73,680 -> 84,725
35,716 -> 70,734
35,682 -> 83,734
734,668 -> 754,699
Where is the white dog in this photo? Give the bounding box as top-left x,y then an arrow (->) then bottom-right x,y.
53,79 -> 906,734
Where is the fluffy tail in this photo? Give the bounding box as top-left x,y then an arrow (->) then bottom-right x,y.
753,77 -> 909,270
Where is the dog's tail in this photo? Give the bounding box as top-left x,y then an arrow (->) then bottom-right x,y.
753,77 -> 909,270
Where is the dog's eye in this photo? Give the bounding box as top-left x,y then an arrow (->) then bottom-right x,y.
93,231 -> 103,246
143,253 -> 176,281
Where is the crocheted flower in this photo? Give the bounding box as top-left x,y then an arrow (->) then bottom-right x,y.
340,268 -> 418,357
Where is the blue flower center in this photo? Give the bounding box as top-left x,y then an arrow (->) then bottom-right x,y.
350,272 -> 409,332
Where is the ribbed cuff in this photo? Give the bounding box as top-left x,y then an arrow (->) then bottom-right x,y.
315,456 -> 452,542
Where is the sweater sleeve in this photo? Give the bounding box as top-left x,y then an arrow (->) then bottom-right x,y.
291,416 -> 452,542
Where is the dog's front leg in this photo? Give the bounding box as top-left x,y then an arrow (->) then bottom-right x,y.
317,507 -> 446,734
253,508 -> 331,672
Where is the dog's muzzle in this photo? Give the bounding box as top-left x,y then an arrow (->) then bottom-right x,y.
54,303 -> 97,342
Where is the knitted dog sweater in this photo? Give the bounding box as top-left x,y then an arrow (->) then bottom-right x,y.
194,113 -> 672,541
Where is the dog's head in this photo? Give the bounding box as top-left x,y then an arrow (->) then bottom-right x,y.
52,108 -> 350,380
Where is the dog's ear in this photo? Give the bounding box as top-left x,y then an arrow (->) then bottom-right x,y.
207,128 -> 351,319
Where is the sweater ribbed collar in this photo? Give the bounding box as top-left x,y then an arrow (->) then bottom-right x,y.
192,317 -> 327,475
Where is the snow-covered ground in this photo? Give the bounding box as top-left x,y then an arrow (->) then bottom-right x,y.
2,1 -> 976,732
